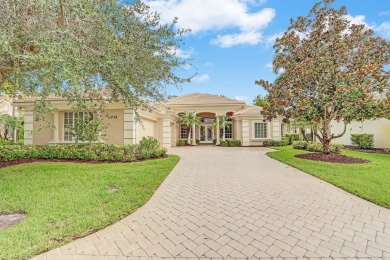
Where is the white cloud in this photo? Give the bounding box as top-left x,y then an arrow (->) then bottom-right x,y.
234,95 -> 249,101
173,48 -> 194,59
379,11 -> 390,16
265,63 -> 273,69
211,31 -> 262,48
345,14 -> 390,39
144,0 -> 276,47
376,22 -> 390,39
182,63 -> 192,70
345,14 -> 372,28
263,32 -> 283,48
192,74 -> 210,82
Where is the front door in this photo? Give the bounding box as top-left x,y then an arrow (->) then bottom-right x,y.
200,125 -> 214,143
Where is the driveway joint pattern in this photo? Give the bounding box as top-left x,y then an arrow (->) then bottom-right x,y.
33,147 -> 390,260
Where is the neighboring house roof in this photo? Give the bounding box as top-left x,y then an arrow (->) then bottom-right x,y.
165,93 -> 246,106
0,97 -> 17,116
234,105 -> 263,116
13,95 -> 67,103
13,87 -> 114,104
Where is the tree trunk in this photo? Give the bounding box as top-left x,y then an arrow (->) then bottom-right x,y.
300,127 -> 308,142
322,138 -> 331,154
187,128 -> 191,144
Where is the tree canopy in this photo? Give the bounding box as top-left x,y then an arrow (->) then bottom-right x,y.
252,94 -> 269,107
256,0 -> 389,153
0,0 -> 190,118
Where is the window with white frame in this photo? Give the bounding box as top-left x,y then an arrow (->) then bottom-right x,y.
64,112 -> 91,141
180,124 -> 188,139
254,122 -> 267,139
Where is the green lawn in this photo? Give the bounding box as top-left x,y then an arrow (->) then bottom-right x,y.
267,146 -> 390,209
0,156 -> 179,260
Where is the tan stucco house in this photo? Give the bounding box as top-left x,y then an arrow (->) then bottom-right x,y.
14,93 -> 284,148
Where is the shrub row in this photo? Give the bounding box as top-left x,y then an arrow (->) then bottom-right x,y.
263,140 -> 289,147
351,134 -> 374,149
0,140 -> 24,146
220,139 -> 241,147
177,139 -> 187,146
292,141 -> 308,150
292,141 -> 344,154
0,137 -> 166,162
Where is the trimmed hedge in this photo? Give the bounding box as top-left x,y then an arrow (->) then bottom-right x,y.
220,139 -> 241,147
306,142 -> 344,154
351,134 -> 374,149
292,141 -> 308,150
284,133 -> 300,145
263,140 -> 289,147
0,140 -> 24,146
0,142 -> 167,162
177,139 -> 187,146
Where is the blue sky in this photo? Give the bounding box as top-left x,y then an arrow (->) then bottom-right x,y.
143,0 -> 390,104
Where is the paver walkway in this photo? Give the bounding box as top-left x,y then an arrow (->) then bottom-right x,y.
34,146 -> 390,260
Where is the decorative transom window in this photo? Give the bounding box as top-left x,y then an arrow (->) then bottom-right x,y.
64,112 -> 91,141
180,124 -> 187,139
254,122 -> 267,139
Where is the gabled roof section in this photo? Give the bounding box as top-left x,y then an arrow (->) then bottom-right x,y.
0,96 -> 11,103
234,105 -> 263,116
166,93 -> 246,106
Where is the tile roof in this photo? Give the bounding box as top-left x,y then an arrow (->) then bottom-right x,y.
165,93 -> 246,106
234,105 -> 263,116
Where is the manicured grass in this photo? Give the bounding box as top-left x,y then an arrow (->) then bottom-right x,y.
267,146 -> 390,209
0,156 -> 179,260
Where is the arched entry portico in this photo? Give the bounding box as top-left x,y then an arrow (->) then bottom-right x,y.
197,112 -> 216,144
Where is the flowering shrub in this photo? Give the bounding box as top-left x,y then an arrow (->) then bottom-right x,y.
0,143 -> 166,162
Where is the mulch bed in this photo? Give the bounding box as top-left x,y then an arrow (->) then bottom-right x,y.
344,146 -> 390,155
0,155 -> 168,170
295,153 -> 370,164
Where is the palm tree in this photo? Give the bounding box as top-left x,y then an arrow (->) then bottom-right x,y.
213,115 -> 232,141
179,112 -> 201,144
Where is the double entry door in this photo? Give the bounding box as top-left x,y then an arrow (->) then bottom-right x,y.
200,125 -> 214,143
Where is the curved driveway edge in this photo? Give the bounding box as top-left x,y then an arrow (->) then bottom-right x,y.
33,146 -> 390,259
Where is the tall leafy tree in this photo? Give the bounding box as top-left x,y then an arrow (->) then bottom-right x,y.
0,0 -> 190,123
252,95 -> 269,107
256,0 -> 389,153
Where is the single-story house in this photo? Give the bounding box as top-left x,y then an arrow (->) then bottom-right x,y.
0,97 -> 16,116
1,97 -> 19,140
14,93 -> 285,148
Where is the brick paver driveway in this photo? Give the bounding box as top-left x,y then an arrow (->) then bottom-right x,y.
34,146 -> 390,259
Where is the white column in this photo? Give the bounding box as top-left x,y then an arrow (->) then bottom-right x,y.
24,111 -> 34,145
222,123 -> 225,141
272,119 -> 281,140
216,115 -> 220,145
192,123 -> 196,145
124,110 -> 136,145
242,120 -> 250,146
52,112 -> 59,142
162,119 -> 171,149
